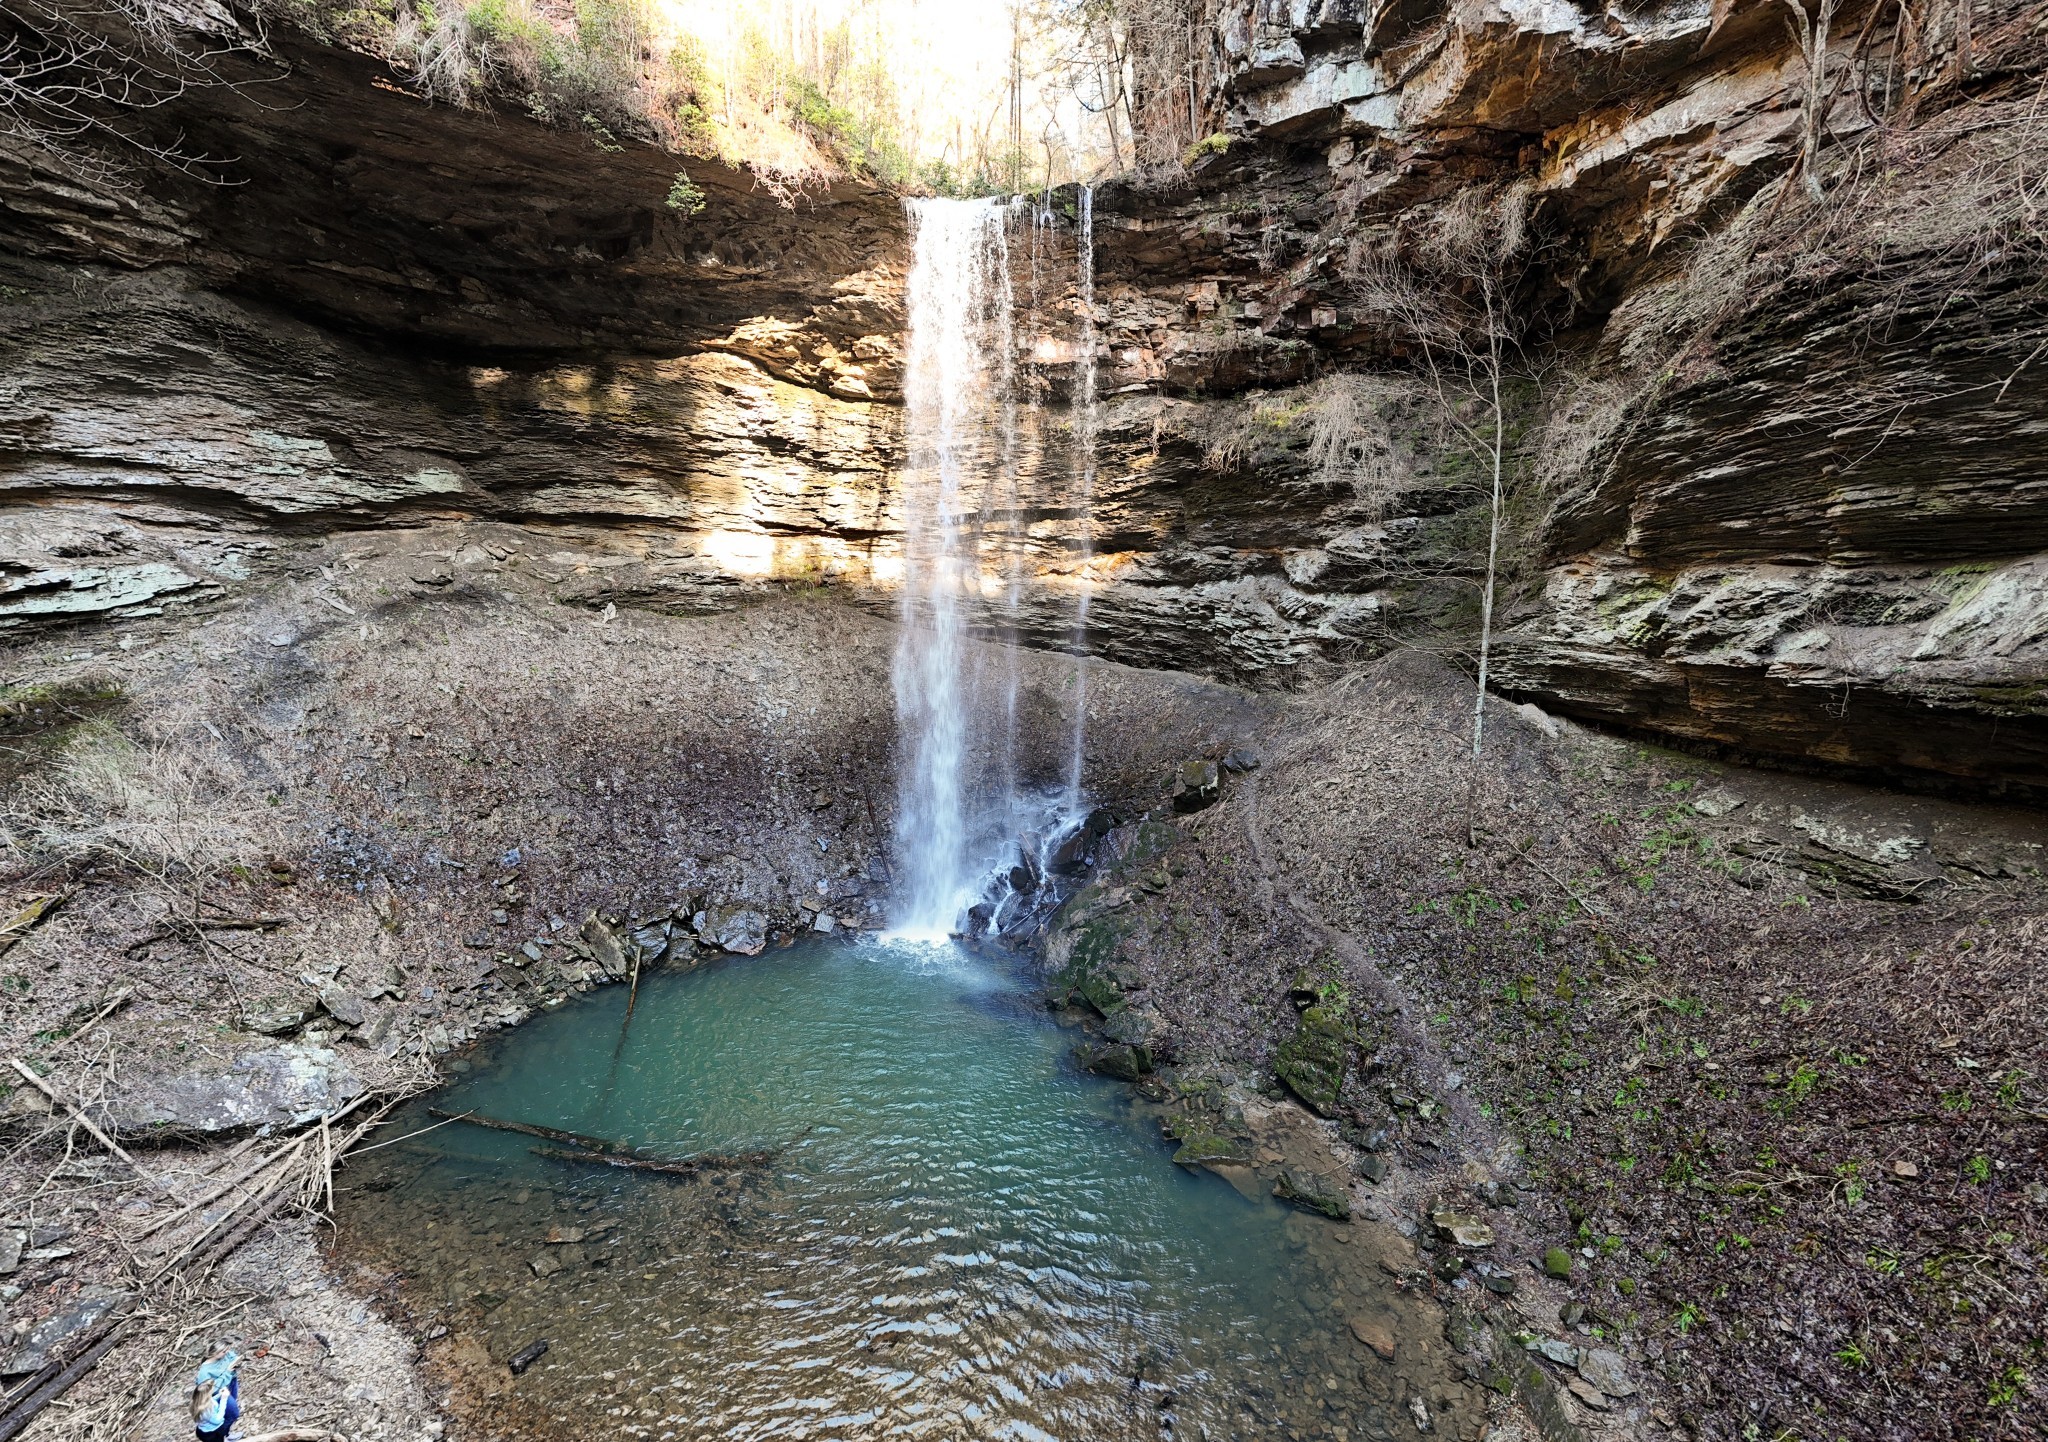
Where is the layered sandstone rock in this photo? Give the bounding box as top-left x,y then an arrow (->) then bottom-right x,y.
2,0 -> 2043,787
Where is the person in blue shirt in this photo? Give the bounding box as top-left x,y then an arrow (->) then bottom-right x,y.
190,1348 -> 241,1442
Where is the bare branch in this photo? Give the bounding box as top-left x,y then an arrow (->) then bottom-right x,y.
0,0 -> 266,181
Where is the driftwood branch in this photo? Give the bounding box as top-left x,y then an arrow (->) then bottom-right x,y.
0,1306 -> 137,1442
45,988 -> 132,1053
0,892 -> 66,957
428,1109 -> 793,1175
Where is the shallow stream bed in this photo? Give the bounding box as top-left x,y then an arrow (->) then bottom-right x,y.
334,941 -> 1476,1440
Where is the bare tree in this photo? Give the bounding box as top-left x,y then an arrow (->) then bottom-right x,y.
1346,184 -> 1534,844
1779,0 -> 1841,204
1028,0 -> 1216,179
0,0 -> 264,181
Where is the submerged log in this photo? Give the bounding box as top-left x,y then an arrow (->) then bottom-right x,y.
427,1108 -> 629,1155
529,1143 -> 782,1176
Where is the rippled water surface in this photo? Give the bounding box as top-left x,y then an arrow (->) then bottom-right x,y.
337,941 -> 1434,1441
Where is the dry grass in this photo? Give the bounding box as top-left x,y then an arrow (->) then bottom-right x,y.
1305,372 -> 1418,521
2,724 -> 281,883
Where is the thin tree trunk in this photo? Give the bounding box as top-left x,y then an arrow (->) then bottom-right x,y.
1467,275 -> 1506,848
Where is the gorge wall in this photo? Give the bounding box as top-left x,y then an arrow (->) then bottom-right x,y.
3,0 -> 2045,791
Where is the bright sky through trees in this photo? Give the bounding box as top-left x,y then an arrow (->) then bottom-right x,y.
651,0 -> 1122,190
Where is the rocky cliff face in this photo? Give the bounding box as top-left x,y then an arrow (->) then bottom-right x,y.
3,0 -> 2044,790
1070,0 -> 2048,790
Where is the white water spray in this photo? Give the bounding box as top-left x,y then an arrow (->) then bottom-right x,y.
890,199 -> 1016,938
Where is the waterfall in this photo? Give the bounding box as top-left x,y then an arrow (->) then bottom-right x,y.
1065,184 -> 1098,807
890,198 -> 1017,938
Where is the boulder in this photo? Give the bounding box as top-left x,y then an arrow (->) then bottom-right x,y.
627,921 -> 673,963
1349,1312 -> 1397,1360
1171,759 -> 1221,812
105,1042 -> 364,1139
1074,1040 -> 1152,1081
1576,1347 -> 1638,1398
1048,831 -> 1089,875
1274,1167 -> 1351,1220
1429,1209 -> 1497,1249
1167,1125 -> 1252,1168
579,914 -> 632,978
706,908 -> 768,956
317,983 -> 365,1027
1274,1000 -> 1348,1115
245,1005 -> 310,1037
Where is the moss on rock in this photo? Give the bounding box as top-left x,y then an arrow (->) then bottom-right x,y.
1274,1000 -> 1349,1115
1274,1167 -> 1351,1220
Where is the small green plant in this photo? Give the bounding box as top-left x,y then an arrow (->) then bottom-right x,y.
1988,1364 -> 2030,1407
1940,1088 -> 1972,1113
1965,1153 -> 1992,1185
1449,888 -> 1496,926
1769,1062 -> 1822,1114
1997,1069 -> 2029,1107
1835,1339 -> 1868,1368
1614,1076 -> 1652,1121
1181,131 -> 1232,166
666,169 -> 707,215
1673,1302 -> 1701,1334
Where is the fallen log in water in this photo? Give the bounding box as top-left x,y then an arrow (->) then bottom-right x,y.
529,1143 -> 782,1176
427,1108 -> 630,1154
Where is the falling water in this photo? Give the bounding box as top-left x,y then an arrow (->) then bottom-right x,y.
890,198 -> 1016,937
1065,184 -> 1099,807
992,200 -> 1025,812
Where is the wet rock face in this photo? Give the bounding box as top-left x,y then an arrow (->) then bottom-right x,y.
1072,0 -> 2048,787
1493,232 -> 2048,789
